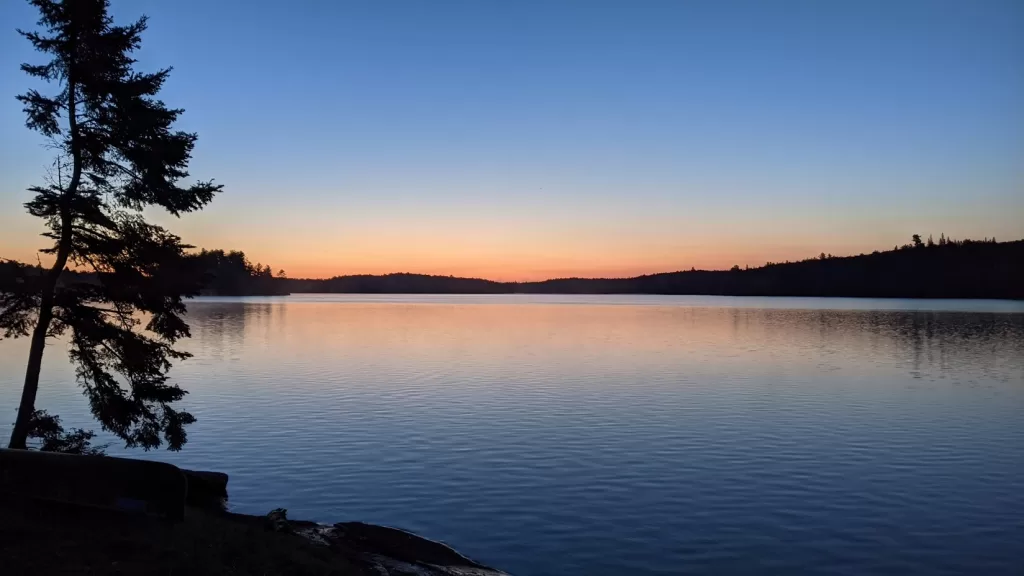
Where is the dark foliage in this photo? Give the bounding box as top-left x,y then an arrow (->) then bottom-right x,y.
0,260 -> 44,338
194,250 -> 288,296
27,409 -> 108,455
2,0 -> 221,450
277,237 -> 1024,299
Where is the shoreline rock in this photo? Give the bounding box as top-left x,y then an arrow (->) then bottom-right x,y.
262,508 -> 508,576
0,449 -> 507,575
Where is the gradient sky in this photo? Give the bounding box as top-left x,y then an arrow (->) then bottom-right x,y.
1,0 -> 1022,280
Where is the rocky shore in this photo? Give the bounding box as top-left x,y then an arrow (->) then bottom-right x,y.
0,449 -> 507,575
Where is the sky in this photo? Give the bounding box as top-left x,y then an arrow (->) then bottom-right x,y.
1,0 -> 1022,281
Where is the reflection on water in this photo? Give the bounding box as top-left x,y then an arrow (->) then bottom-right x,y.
1,295 -> 1023,575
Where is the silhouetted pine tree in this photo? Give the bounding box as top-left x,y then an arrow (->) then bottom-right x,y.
2,0 -> 221,451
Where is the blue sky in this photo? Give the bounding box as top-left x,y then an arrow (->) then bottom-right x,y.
1,0 -> 1022,279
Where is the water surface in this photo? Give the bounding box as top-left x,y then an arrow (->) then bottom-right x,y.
2,295 -> 1023,575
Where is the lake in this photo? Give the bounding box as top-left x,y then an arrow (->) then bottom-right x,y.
2,295 -> 1023,575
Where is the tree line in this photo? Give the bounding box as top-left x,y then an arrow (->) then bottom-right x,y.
274,235 -> 1023,299
2,249 -> 287,297
5,231 -> 1022,328
193,249 -> 288,296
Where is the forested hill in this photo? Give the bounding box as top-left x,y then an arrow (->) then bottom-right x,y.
0,249 -> 289,297
193,249 -> 289,296
4,237 -> 1021,299
280,238 -> 1023,299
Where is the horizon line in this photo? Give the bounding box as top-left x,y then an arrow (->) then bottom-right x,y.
282,236 -> 1021,284
5,235 -> 1018,285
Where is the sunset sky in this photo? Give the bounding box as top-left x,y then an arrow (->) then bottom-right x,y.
1,0 -> 1022,281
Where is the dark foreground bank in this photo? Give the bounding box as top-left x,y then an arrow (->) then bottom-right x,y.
0,496 -> 506,575
0,449 -> 506,576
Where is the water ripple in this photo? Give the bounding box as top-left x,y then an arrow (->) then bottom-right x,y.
1,296 -> 1022,575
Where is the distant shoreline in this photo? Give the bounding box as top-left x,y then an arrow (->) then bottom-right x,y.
271,240 -> 1023,301
188,294 -> 1024,315
7,238 -> 1022,300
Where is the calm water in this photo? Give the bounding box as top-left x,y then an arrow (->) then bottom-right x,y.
2,295 -> 1023,575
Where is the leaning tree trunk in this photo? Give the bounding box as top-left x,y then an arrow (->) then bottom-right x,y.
8,277 -> 60,449
7,205 -> 75,450
7,74 -> 80,450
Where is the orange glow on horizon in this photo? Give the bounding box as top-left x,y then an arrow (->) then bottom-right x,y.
0,239 -> 874,282
276,245 -> 866,282
5,212 -> 1020,283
